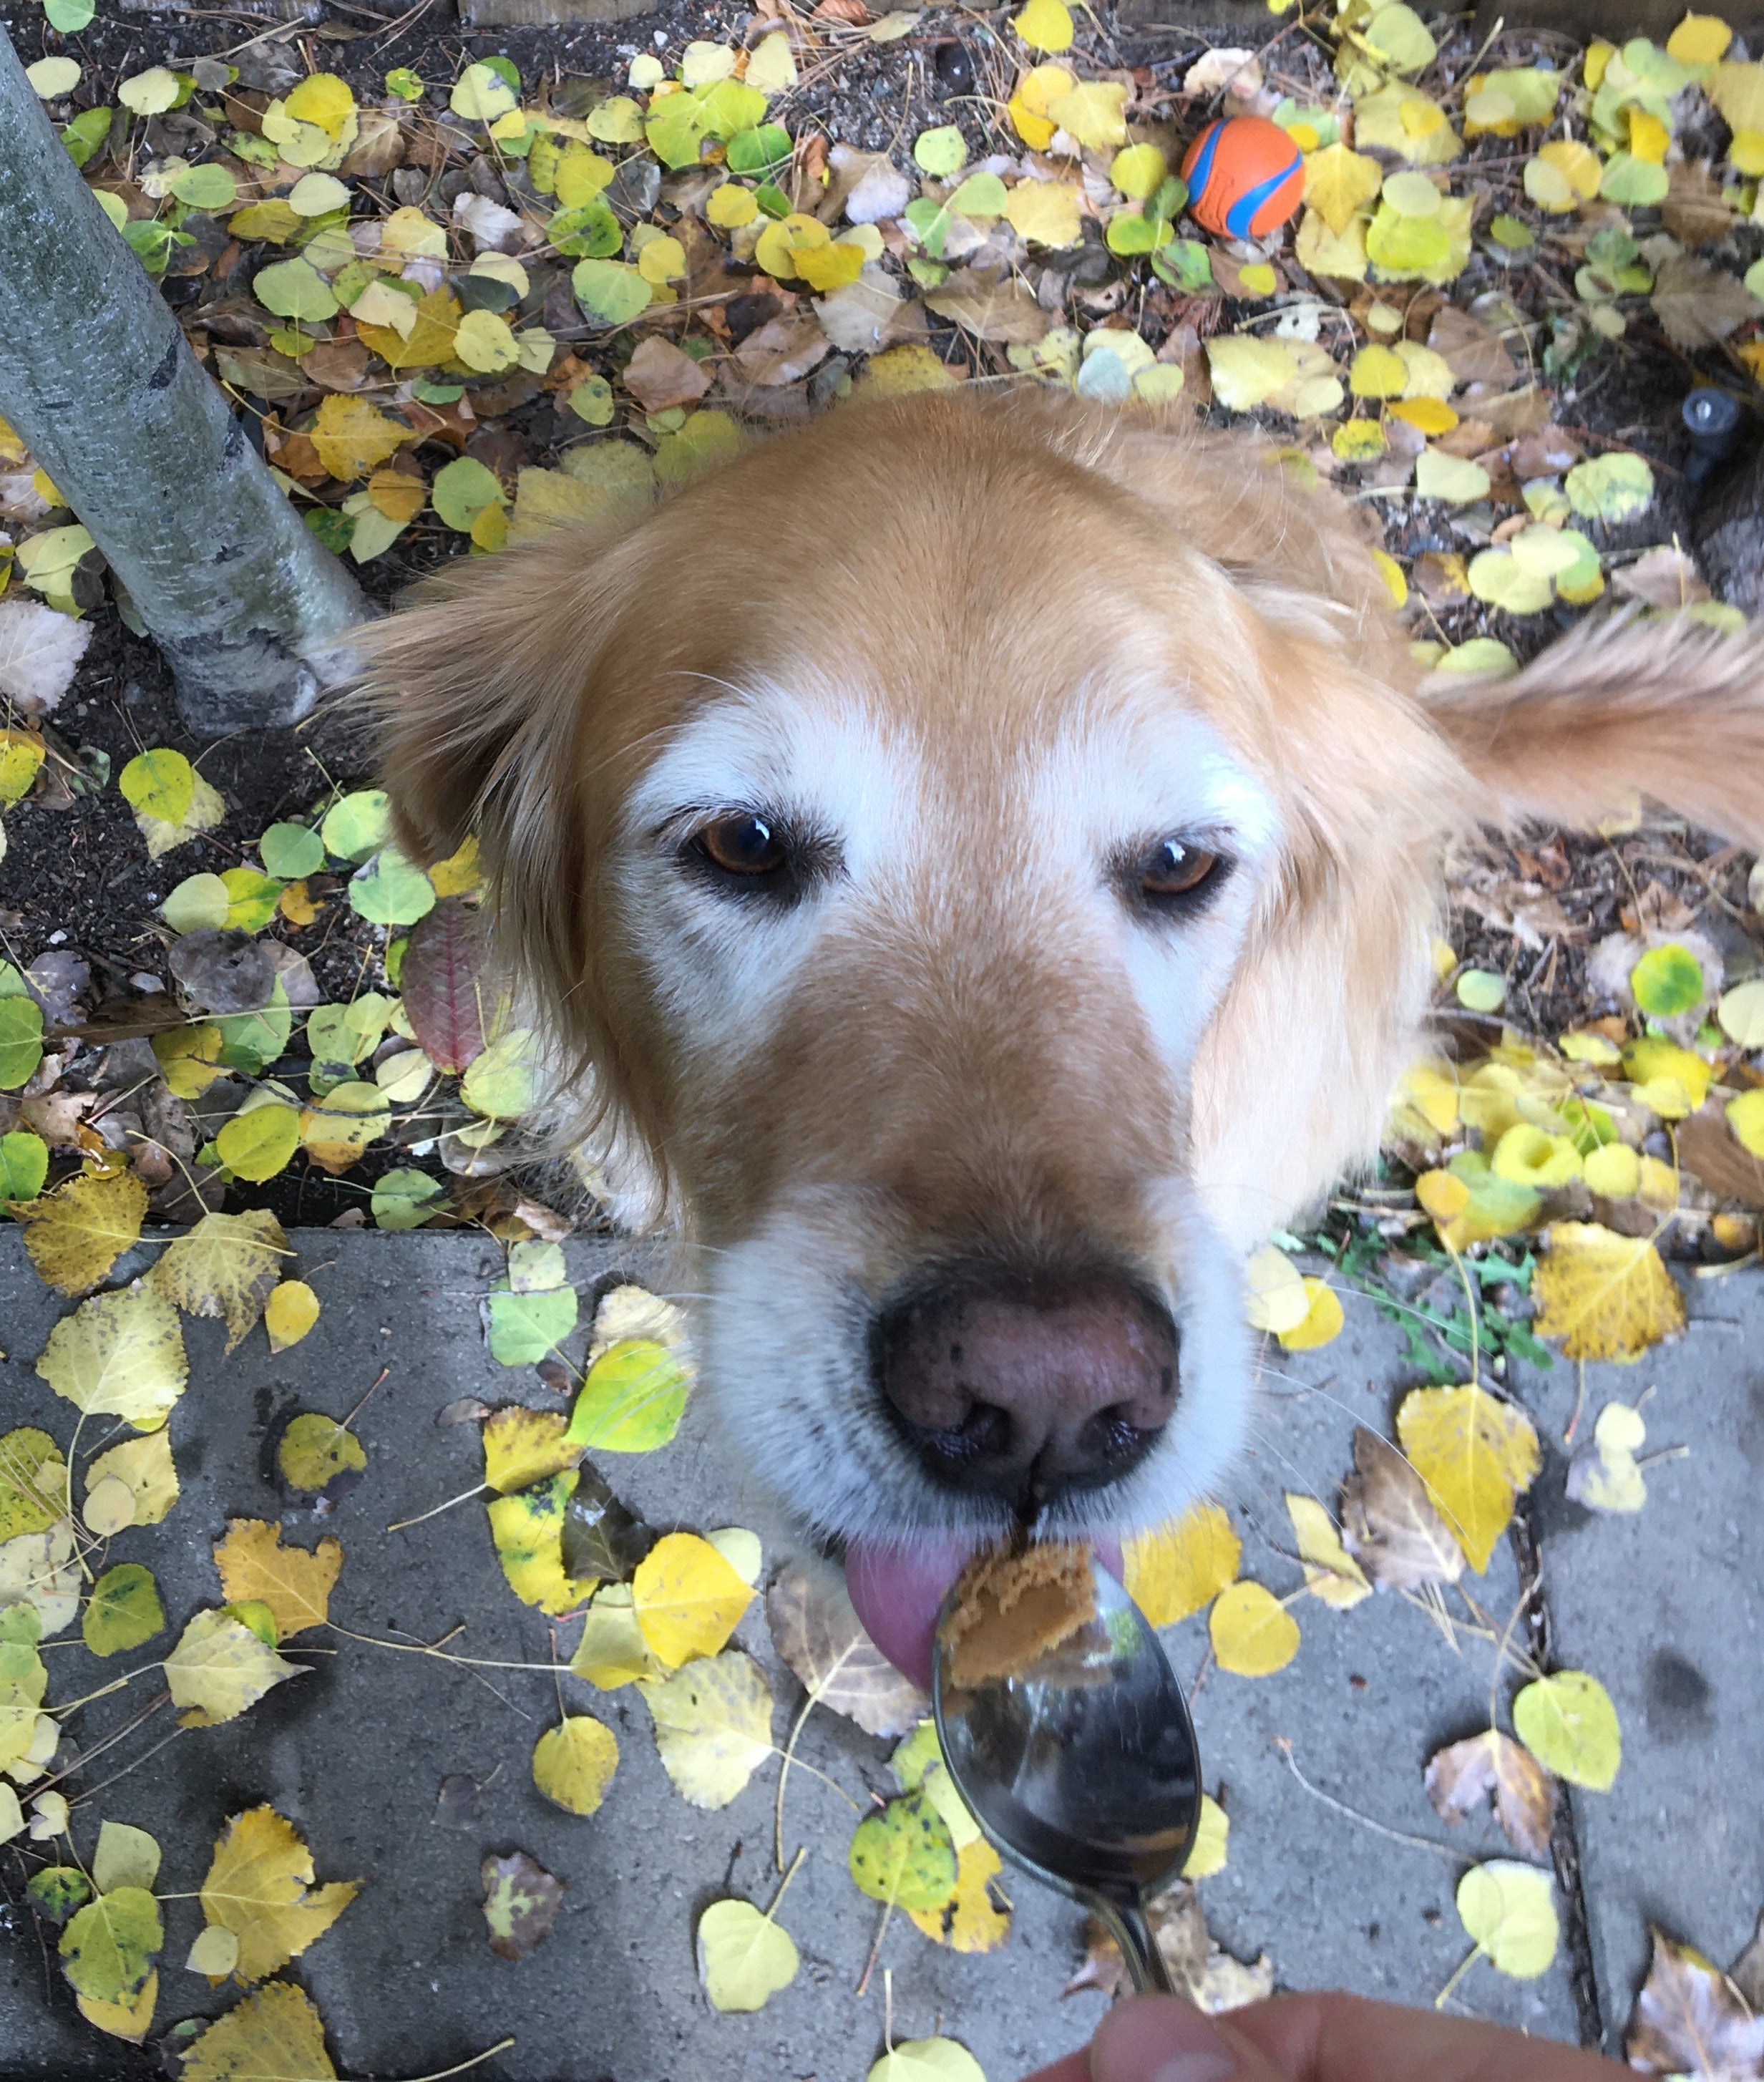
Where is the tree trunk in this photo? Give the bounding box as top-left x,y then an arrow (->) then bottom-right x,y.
0,27 -> 370,734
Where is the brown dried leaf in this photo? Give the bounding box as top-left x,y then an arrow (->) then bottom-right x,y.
1625,1925 -> 1764,2079
1612,545 -> 1711,608
1652,254 -> 1763,351
733,314 -> 833,386
1677,1108 -> 1764,1212
621,336 -> 712,414
1064,1883 -> 1275,2010
481,1849 -> 564,1960
1660,162 -> 1738,248
1423,1730 -> 1554,1857
1338,1426 -> 1464,1591
925,273 -> 1051,344
766,1561 -> 927,1737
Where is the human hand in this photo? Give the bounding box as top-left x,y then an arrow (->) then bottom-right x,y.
1023,1991 -> 1617,2082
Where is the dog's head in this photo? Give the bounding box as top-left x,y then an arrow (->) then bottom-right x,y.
367,393 -> 1764,1677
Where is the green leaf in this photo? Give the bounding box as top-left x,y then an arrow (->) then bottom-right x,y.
385,67 -> 424,100
1599,151 -> 1670,205
1,1129 -> 49,1205
571,258 -> 653,329
696,1897 -> 800,2011
59,1885 -> 162,2003
277,1411 -> 368,1492
28,1867 -> 91,1922
213,981 -> 292,1074
83,1563 -> 166,1656
252,257 -> 338,322
45,0 -> 95,29
0,996 -> 46,1091
431,457 -> 505,532
848,1792 -> 958,1911
220,867 -> 283,933
1513,1669 -> 1622,1789
170,162 -> 237,210
913,125 -> 966,177
727,122 -> 791,175
119,748 -> 194,827
487,1285 -> 579,1366
646,97 -> 709,169
1629,943 -> 1705,1017
547,197 -> 623,258
162,872 -> 230,933
566,1339 -> 689,1451
62,104 -> 112,165
349,846 -> 436,927
215,1104 -> 301,1183
319,789 -> 391,863
258,822 -> 325,879
459,1027 -> 538,1119
371,1168 -> 446,1230
1456,968 -> 1507,1012
1565,452 -> 1655,523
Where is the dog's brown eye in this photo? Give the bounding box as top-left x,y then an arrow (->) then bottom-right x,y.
698,813 -> 786,877
1142,840 -> 1221,900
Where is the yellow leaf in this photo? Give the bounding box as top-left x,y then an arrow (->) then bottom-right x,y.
427,832 -> 482,896
1285,1494 -> 1371,1608
1124,1501 -> 1241,1625
87,1431 -> 178,1527
1352,82 -> 1462,166
1456,1862 -> 1559,1978
642,1649 -> 774,1809
213,1519 -> 342,1638
1204,335 -> 1298,412
708,183 -> 758,228
697,1897 -> 801,2007
1013,0 -> 1073,54
1349,343 -> 1408,398
532,1714 -> 619,1815
1371,547 -> 1408,606
0,1427 -> 67,1541
1008,64 -> 1074,149
1389,396 -> 1458,434
754,212 -> 830,281
482,1406 -> 581,1494
1303,143 -> 1383,235
34,1282 -> 187,1432
152,1210 -> 289,1353
263,1282 -> 319,1354
1047,79 -> 1129,150
1513,1668 -> 1622,1789
1397,1059 -> 1460,1134
1666,12 -> 1732,66
1623,1036 -> 1711,1119
1295,205 -> 1369,281
630,1530 -> 755,1667
355,287 -> 464,372
20,1166 -> 147,1295
1244,1244 -> 1308,1333
308,395 -> 410,482
165,1610 -> 306,1729
1728,1089 -> 1764,1157
1395,1384 -> 1540,1572
1583,1142 -> 1640,1198
283,72 -> 354,137
1490,1123 -> 1582,1188
181,1981 -> 336,2082
908,1835 -> 1010,1951
199,1806 -> 359,1985
298,1082 -> 391,1173
0,727 -> 46,805
1180,1792 -> 1229,1879
1539,137 -> 1602,198
1277,1277 -> 1343,1351
794,238 -> 866,292
1002,179 -> 1083,248
487,1473 -> 598,1615
76,1970 -> 157,2042
1531,1222 -> 1685,1361
1209,1580 -> 1300,1675
570,1585 -> 668,1688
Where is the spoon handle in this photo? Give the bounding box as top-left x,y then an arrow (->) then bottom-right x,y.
1093,1897 -> 1178,1996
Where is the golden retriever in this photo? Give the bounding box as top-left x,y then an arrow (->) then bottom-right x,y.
365,392 -> 1764,1681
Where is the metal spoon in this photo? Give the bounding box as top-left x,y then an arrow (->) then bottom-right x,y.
932,1558 -> 1200,1995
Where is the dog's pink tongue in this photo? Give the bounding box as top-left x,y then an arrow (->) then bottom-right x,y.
845,1535 -> 1125,1693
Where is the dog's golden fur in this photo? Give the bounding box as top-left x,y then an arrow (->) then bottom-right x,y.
363,393 -> 1764,1550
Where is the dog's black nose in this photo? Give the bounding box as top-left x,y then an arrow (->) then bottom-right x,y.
877,1270 -> 1178,1507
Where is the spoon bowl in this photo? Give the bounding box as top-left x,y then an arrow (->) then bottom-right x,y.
932,1557 -> 1200,1994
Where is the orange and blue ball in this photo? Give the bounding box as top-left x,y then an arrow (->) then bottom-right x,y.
1180,116 -> 1305,240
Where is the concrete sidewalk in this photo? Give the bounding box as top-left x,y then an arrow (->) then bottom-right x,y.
1,1228 -> 1759,2079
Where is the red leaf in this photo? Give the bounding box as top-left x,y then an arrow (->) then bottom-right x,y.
400,898 -> 488,1074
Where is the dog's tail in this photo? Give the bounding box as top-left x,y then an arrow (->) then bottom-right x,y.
1421,611 -> 1764,847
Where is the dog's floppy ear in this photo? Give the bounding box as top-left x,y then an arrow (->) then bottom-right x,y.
1423,614 -> 1764,847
